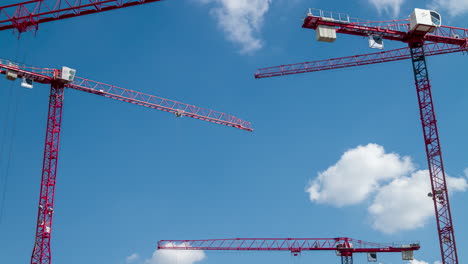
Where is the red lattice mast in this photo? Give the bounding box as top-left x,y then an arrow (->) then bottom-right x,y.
31,82 -> 64,264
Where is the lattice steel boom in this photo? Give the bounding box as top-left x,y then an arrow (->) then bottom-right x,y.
0,60 -> 252,131
158,237 -> 421,264
255,8 -> 468,264
255,42 -> 465,78
0,0 -> 164,33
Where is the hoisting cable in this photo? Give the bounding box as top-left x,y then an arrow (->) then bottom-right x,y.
0,81 -> 19,226
0,36 -> 26,225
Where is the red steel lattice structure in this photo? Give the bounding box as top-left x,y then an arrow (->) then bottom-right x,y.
0,63 -> 251,264
32,83 -> 64,263
158,237 -> 421,264
255,8 -> 468,264
254,42 -> 465,78
0,0 -> 164,33
0,1 -> 175,263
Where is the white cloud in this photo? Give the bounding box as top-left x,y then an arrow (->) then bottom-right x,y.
368,0 -> 404,17
369,0 -> 468,19
197,0 -> 272,54
409,260 -> 443,264
126,253 -> 139,264
144,243 -> 206,264
306,143 -> 468,234
306,144 -> 414,207
369,170 -> 433,233
448,175 -> 468,192
464,168 -> 468,177
370,170 -> 466,233
430,0 -> 468,16
409,260 -> 429,264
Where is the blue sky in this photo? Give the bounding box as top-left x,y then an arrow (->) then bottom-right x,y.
0,0 -> 467,263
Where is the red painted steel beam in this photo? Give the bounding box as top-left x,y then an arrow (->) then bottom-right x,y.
0,59 -> 253,131
427,26 -> 468,46
0,58 -> 55,82
158,238 -> 420,254
255,42 -> 466,78
0,0 -> 164,33
69,77 -> 253,131
302,12 -> 468,46
302,15 -> 408,42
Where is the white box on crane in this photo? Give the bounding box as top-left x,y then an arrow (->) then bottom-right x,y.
60,66 -> 76,82
316,24 -> 336,42
6,63 -> 18,81
402,250 -> 414,260
6,69 -> 18,80
409,8 -> 441,33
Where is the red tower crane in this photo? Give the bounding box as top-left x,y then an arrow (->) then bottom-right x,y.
158,237 -> 421,264
0,1 -> 191,263
254,8 -> 467,264
0,0 -> 164,34
0,58 -> 252,264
